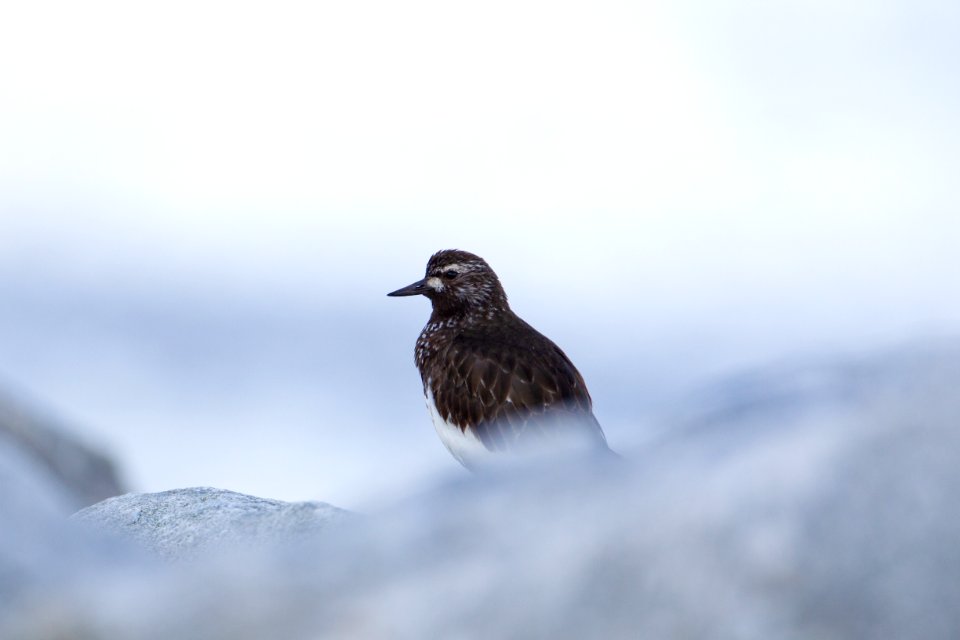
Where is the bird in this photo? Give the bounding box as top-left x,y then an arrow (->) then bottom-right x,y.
387,249 -> 612,470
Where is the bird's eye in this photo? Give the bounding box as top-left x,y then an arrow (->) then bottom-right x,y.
443,269 -> 459,279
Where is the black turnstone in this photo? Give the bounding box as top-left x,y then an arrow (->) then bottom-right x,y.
388,249 -> 612,469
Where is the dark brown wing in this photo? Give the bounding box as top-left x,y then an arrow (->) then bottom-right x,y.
429,316 -> 608,453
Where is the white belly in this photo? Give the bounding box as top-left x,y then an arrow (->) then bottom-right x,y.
424,386 -> 490,469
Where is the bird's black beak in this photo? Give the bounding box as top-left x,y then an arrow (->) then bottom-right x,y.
387,278 -> 429,297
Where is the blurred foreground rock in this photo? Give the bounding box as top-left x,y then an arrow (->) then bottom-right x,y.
3,342 -> 960,639
0,391 -> 125,511
0,390 -> 127,606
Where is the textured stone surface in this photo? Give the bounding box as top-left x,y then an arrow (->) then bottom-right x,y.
72,487 -> 352,560
4,343 -> 960,639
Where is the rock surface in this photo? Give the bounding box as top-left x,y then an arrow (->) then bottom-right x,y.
3,342 -> 960,639
72,487 -> 352,560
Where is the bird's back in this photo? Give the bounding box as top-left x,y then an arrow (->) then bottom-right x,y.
420,311 -> 609,463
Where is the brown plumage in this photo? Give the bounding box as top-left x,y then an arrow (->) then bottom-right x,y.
388,249 -> 610,468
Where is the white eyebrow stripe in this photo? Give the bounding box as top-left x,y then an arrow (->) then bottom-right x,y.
438,263 -> 464,273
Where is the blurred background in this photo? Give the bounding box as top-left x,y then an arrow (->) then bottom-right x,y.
0,0 -> 957,509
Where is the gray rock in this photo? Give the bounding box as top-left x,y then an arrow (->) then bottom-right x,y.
0,435 -> 127,617
0,391 -> 129,609
4,342 -> 960,639
0,437 -> 74,602
0,391 -> 125,511
71,487 -> 352,560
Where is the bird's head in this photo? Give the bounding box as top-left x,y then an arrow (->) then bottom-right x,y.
387,249 -> 509,317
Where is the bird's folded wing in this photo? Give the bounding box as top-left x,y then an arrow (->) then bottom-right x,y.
431,338 -> 606,452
